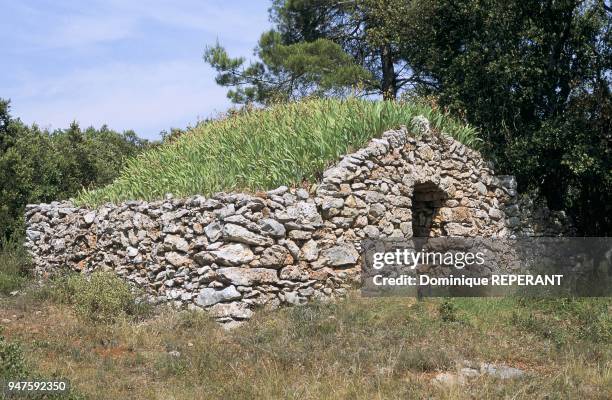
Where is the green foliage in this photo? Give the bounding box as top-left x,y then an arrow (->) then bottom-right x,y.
32,275 -> 76,305
0,100 -> 149,243
236,0 -> 611,233
511,298 -> 612,346
204,31 -> 371,104
396,0 -> 611,233
0,242 -> 31,295
0,329 -> 26,379
438,299 -> 458,322
270,0 -> 420,99
209,0 -> 420,103
76,98 -> 479,205
54,272 -> 148,324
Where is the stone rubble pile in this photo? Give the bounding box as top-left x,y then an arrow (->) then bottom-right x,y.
433,360 -> 526,386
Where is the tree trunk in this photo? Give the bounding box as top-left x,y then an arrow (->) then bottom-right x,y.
381,44 -> 396,100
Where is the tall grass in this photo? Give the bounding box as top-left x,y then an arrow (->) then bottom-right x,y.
0,242 -> 30,295
76,98 -> 479,206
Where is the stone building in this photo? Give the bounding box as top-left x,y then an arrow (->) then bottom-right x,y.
24,119 -> 569,326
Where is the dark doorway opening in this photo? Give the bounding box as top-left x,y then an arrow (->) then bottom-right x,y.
411,181 -> 447,238
411,181 -> 448,299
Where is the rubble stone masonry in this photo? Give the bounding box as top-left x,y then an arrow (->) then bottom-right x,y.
25,121 -> 571,326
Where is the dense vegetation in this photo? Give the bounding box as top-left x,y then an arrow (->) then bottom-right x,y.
76,98 -> 478,206
0,99 -> 149,243
207,0 -> 611,234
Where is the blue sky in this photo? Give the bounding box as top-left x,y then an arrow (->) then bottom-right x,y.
0,0 -> 271,139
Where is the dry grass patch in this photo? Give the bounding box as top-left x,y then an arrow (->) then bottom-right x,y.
0,292 -> 609,399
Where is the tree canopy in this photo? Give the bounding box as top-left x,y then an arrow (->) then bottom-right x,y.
205,0 -> 611,234
205,0 -> 425,103
204,31 -> 371,104
398,0 -> 611,233
0,100 -> 150,242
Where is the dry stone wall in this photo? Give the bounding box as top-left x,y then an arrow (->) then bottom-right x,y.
24,122 -> 565,326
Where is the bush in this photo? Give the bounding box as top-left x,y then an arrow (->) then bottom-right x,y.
0,329 -> 26,379
55,271 -> 149,324
438,299 -> 458,322
30,274 -> 76,305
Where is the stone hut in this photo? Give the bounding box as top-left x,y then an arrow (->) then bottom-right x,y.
24,121 -> 562,325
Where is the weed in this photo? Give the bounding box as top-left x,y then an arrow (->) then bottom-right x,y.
0,328 -> 26,379
438,299 -> 458,322
511,297 -> 612,346
1,295 -> 610,399
394,347 -> 453,374
0,243 -> 31,295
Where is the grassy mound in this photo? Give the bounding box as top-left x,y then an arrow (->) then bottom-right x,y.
76,98 -> 479,206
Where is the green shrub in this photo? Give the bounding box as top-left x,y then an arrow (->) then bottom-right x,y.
576,304 -> 611,344
76,98 -> 479,206
511,311 -> 568,348
31,275 -> 73,305
438,299 -> 458,322
0,329 -> 26,379
30,274 -> 83,304
56,271 -> 148,324
1,99 -> 150,243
